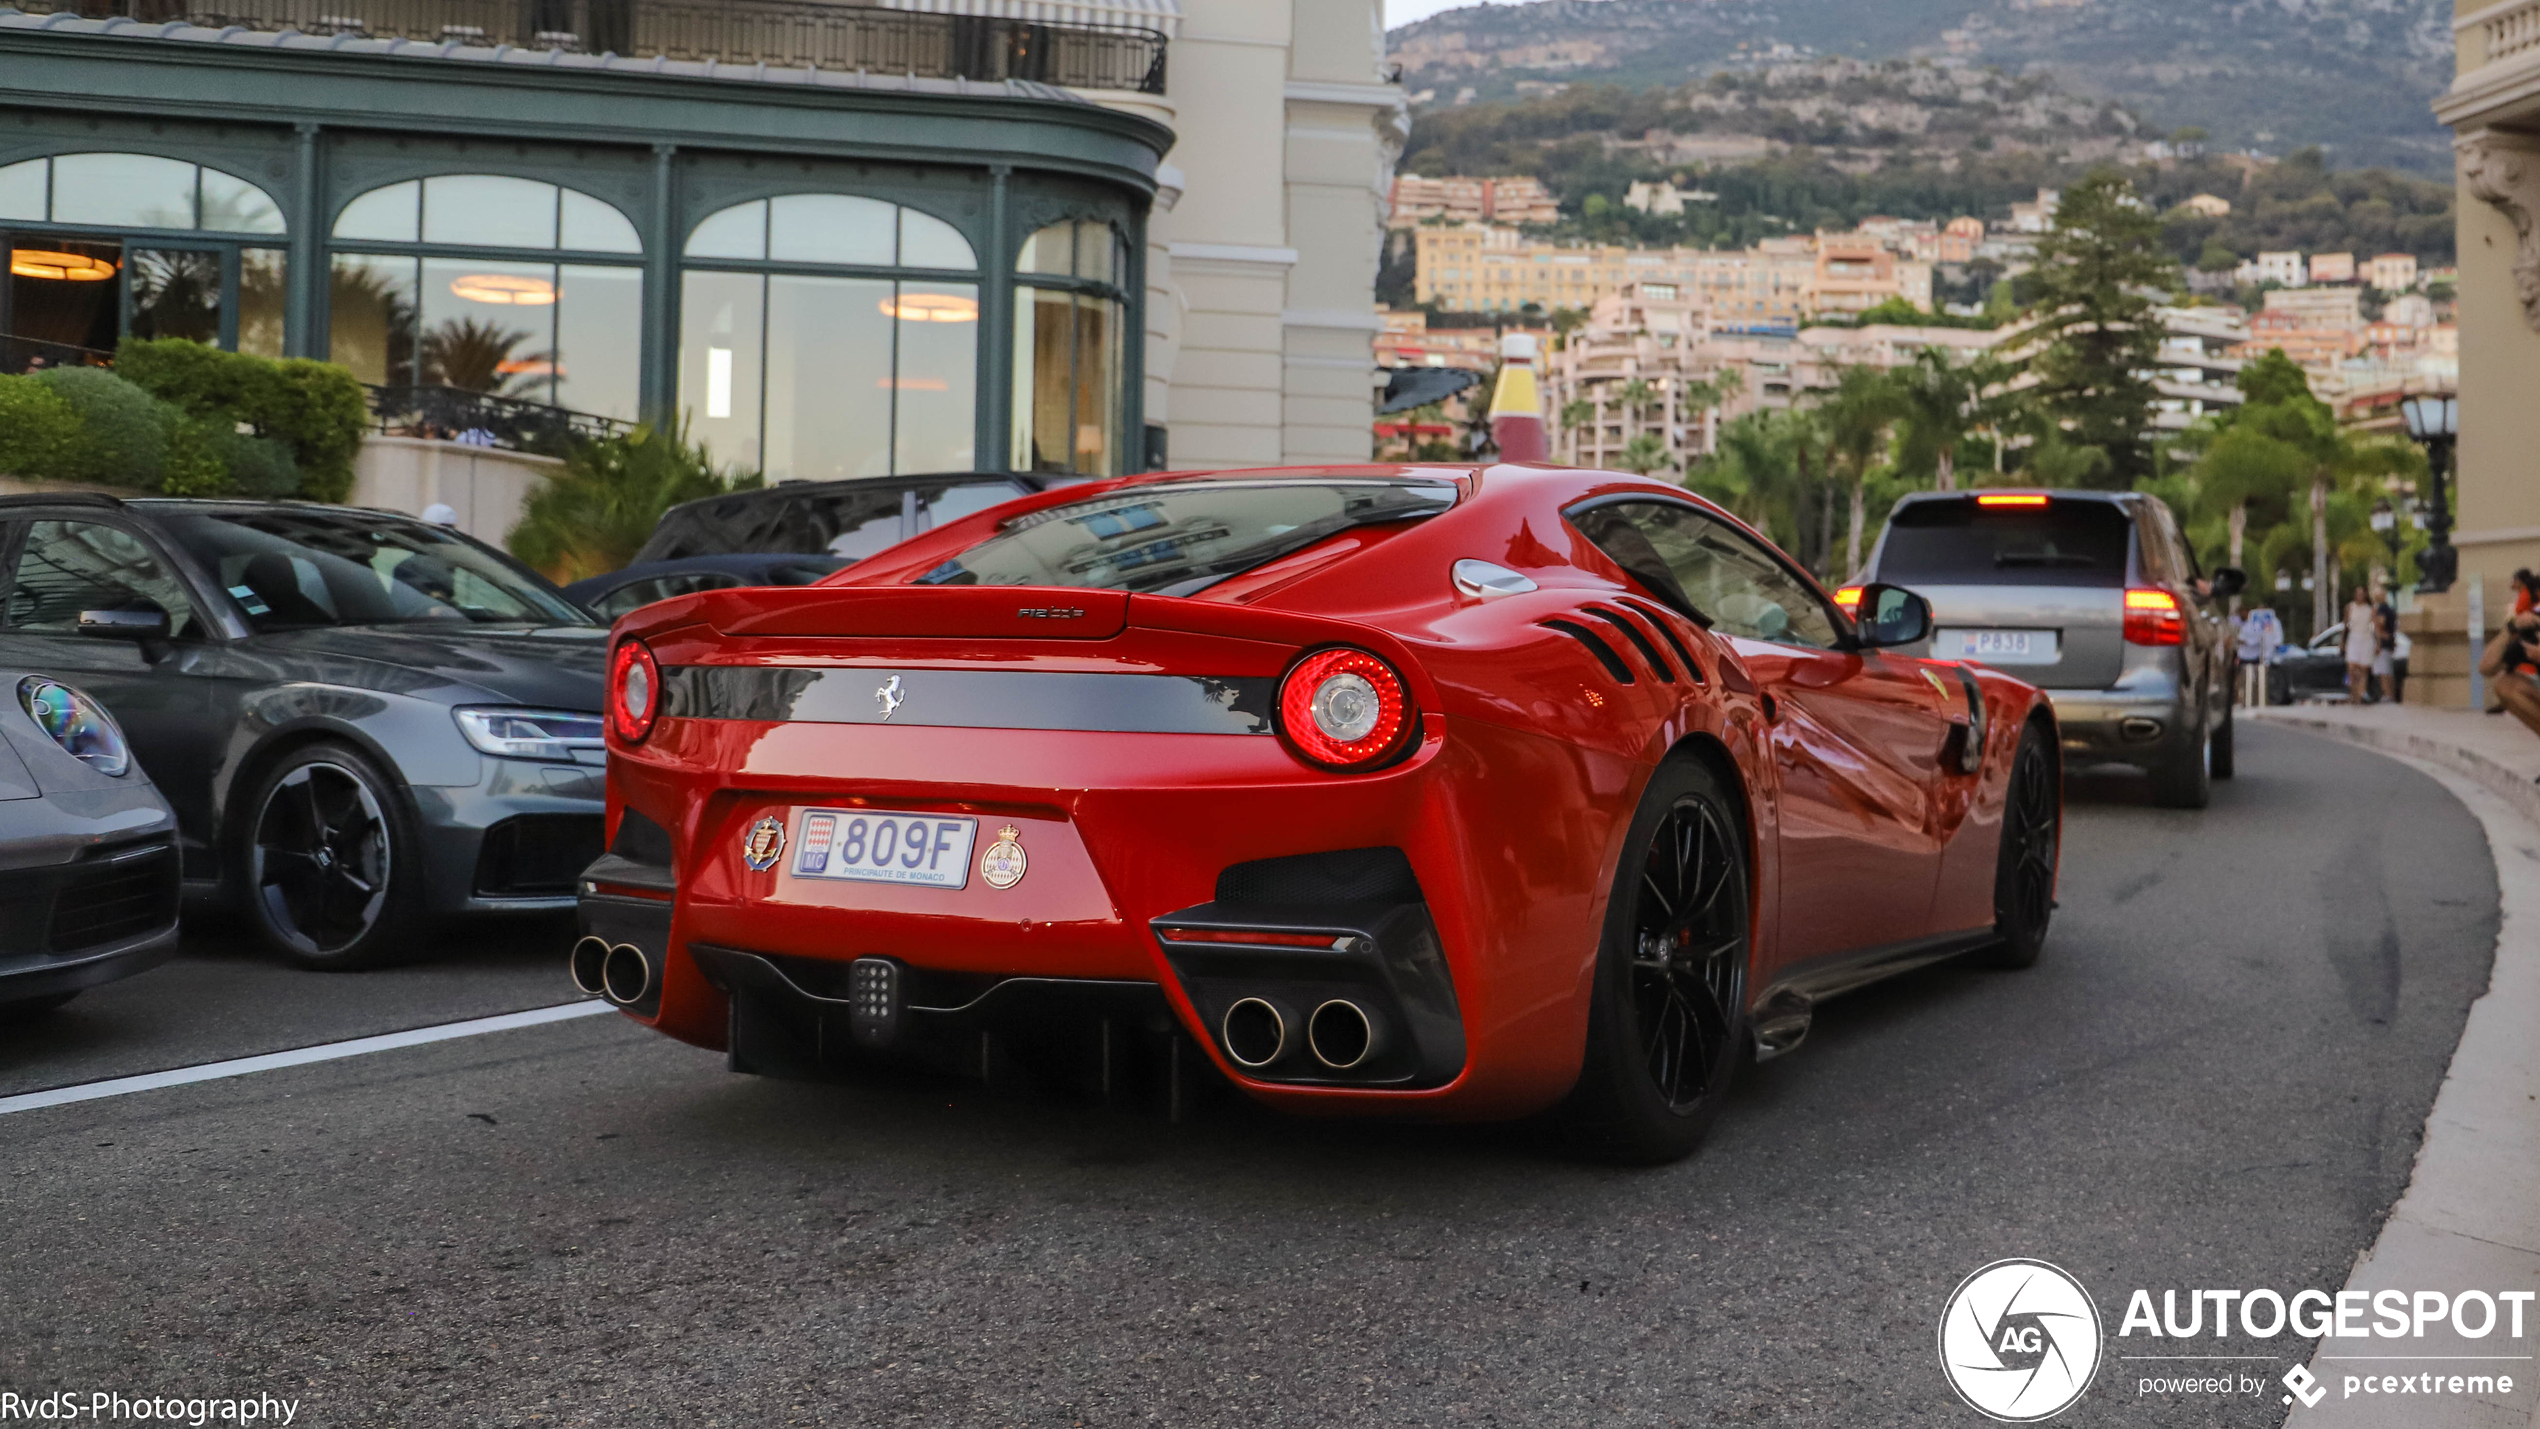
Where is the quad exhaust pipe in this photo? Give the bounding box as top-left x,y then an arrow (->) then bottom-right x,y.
1220,995 -> 1387,1072
572,935 -> 653,1007
1307,999 -> 1382,1070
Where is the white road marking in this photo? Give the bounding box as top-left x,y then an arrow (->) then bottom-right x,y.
0,1000 -> 618,1118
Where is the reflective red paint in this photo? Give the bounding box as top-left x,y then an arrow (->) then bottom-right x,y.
597,462 -> 2058,1123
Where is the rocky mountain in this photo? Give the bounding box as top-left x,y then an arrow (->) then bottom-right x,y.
1390,0 -> 2455,173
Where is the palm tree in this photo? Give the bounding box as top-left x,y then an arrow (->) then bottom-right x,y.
508,423 -> 757,583
1891,348 -> 2009,494
1816,365 -> 1906,579
1618,431 -> 1669,476
2191,424 -> 2305,600
421,318 -> 552,398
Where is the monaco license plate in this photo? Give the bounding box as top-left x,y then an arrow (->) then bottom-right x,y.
1948,628 -> 2057,664
791,809 -> 976,889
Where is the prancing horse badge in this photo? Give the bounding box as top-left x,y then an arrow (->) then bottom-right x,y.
875,674 -> 906,721
979,825 -> 1028,890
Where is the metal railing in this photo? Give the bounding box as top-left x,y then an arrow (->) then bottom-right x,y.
22,0 -> 1169,93
0,333 -> 115,376
367,383 -> 635,456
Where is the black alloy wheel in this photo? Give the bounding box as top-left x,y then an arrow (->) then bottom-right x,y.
1981,723 -> 2059,969
1629,795 -> 1747,1110
242,744 -> 418,968
1561,756 -> 1752,1163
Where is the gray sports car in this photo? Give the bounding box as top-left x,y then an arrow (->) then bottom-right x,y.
0,670 -> 181,1017
0,493 -> 606,969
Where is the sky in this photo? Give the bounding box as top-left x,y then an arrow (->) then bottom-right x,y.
1384,0 -> 1533,31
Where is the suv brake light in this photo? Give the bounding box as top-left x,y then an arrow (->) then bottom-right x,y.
2123,588 -> 2184,647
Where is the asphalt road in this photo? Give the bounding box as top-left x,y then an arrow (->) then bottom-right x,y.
0,725 -> 2504,1427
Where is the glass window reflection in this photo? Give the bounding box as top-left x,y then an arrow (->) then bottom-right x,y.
893,282 -> 978,473
679,269 -> 766,471
51,153 -> 198,229
328,254 -> 419,387
764,274 -> 893,481
768,194 -> 894,267
423,175 -> 558,249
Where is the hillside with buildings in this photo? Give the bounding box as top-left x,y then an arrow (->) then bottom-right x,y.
1387,69 -> 2456,278
1390,0 -> 2453,174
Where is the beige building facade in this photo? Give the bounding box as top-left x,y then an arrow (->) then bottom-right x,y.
1413,226 -> 1933,324
1075,0 -> 1405,470
2430,0 -> 2540,701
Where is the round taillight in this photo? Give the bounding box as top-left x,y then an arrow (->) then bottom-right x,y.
1277,647 -> 1415,771
610,639 -> 660,743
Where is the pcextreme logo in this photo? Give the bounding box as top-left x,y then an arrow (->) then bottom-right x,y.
1939,1259 -> 2105,1422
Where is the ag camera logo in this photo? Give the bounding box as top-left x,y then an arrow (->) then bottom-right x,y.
1939,1259 -> 2104,1421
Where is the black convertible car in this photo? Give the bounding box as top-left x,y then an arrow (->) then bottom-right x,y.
0,494 -> 606,968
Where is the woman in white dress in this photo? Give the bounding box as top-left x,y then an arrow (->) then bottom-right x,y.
2344,588 -> 2380,702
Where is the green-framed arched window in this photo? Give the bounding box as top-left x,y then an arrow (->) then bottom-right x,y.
1012,219 -> 1131,477
676,193 -> 980,482
325,175 -> 645,421
0,152 -> 289,360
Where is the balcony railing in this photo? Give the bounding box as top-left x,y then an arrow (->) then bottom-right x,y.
22,0 -> 1169,94
368,383 -> 635,457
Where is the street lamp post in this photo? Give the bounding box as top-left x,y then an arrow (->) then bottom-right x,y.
2399,394 -> 2458,594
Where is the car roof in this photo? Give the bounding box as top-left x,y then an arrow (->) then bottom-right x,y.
1890,489 -> 2139,507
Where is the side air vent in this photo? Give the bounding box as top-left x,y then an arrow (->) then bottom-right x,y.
1541,619 -> 1635,684
1584,605 -> 1676,684
1615,596 -> 1708,684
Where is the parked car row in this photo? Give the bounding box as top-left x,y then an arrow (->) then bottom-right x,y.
0,469 -> 1076,1013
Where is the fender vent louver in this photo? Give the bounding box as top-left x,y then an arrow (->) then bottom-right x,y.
1583,605 -> 1676,684
1614,597 -> 1708,684
1541,619 -> 1635,684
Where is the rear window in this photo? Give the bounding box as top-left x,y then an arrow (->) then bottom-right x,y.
915,479 -> 1458,595
638,478 -> 1033,562
1874,499 -> 2135,588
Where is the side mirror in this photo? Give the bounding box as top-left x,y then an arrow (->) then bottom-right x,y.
1853,583 -> 1933,649
77,603 -> 171,643
2209,567 -> 2248,600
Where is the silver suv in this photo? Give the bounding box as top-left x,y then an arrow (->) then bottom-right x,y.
1853,490 -> 2244,808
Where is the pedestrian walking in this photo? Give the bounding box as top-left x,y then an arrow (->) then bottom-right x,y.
2343,585 -> 2380,702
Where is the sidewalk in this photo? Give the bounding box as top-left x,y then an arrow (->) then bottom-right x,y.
2254,700 -> 2540,830
2254,703 -> 2540,1428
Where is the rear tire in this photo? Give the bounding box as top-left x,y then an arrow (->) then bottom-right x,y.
237,742 -> 424,970
1979,723 -> 2059,970
1559,756 -> 1752,1165
2148,713 -> 2213,810
2209,700 -> 2236,781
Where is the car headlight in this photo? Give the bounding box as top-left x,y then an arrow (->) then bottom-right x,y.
453,707 -> 606,763
19,677 -> 131,777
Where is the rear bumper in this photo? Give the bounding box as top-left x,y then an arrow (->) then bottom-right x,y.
598,711 -> 1641,1122
2042,679 -> 2198,768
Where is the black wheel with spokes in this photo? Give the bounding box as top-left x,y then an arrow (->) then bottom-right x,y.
239,743 -> 419,969
1561,756 -> 1752,1164
1981,723 -> 2059,970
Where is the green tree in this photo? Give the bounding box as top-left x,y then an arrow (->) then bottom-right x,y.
2018,170 -> 2179,486
1890,348 -> 2010,494
509,424 -> 758,583
1618,431 -> 1669,475
1816,365 -> 1906,577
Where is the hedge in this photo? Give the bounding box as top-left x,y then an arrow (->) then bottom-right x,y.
116,338 -> 366,501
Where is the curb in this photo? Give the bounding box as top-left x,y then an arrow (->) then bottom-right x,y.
2251,707 -> 2540,832
2263,722 -> 2540,1428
